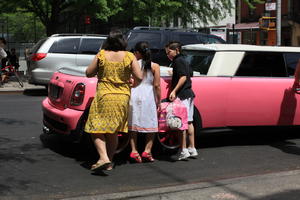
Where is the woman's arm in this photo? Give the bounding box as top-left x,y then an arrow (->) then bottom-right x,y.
131,57 -> 143,86
85,55 -> 98,77
152,63 -> 161,107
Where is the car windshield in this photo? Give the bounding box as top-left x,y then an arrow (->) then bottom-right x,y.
183,50 -> 215,75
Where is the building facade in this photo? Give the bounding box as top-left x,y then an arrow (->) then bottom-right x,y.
236,0 -> 300,46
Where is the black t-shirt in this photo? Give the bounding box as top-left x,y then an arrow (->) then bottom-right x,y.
171,54 -> 195,100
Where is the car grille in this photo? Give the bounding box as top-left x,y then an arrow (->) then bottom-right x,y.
43,114 -> 68,132
49,83 -> 63,99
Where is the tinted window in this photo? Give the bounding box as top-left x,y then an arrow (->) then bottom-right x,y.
127,32 -> 162,50
78,38 -> 104,54
183,50 -> 215,75
49,38 -> 80,54
235,52 -> 287,77
175,34 -> 200,45
283,53 -> 300,76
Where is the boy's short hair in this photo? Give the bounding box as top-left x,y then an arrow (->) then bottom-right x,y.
166,41 -> 182,52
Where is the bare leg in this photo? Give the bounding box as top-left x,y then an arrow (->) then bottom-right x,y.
144,133 -> 155,153
179,130 -> 186,149
106,133 -> 119,162
91,134 -> 110,163
187,122 -> 195,148
129,132 -> 138,153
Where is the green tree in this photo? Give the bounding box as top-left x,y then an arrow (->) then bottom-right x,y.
1,0 -> 264,36
0,13 -> 46,43
1,0 -> 123,36
107,0 -> 265,28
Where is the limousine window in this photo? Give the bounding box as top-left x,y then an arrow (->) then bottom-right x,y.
235,52 -> 287,77
283,53 -> 300,76
183,50 -> 215,75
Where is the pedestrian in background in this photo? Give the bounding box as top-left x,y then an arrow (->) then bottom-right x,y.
0,37 -> 7,87
9,48 -> 19,70
84,30 -> 143,171
165,41 -> 198,161
128,41 -> 161,163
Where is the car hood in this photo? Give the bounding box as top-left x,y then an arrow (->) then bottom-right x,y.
58,66 -> 86,77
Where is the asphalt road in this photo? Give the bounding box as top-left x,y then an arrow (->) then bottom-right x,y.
1,90 -> 300,200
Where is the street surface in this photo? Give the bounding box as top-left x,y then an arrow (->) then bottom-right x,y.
1,90 -> 300,200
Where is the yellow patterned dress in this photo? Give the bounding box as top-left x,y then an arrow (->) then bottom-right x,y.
84,50 -> 134,134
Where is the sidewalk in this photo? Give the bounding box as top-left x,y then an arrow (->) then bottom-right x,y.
63,169 -> 300,200
0,58 -> 45,93
0,80 -> 45,92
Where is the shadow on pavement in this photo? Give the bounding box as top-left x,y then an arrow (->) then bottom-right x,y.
39,133 -> 96,164
198,126 -> 300,148
39,132 -> 130,171
253,189 -> 300,200
23,88 -> 47,96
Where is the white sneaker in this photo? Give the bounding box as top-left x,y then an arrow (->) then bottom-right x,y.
188,147 -> 198,157
176,148 -> 190,161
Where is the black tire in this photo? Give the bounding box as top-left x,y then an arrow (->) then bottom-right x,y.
77,108 -> 130,154
13,71 -> 24,87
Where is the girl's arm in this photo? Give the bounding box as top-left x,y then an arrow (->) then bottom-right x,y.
152,62 -> 161,107
169,76 -> 186,101
131,57 -> 143,86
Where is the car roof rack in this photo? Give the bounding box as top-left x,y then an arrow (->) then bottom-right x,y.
50,33 -> 107,37
133,26 -> 198,32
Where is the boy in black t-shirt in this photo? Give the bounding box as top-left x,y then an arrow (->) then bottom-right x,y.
165,41 -> 197,160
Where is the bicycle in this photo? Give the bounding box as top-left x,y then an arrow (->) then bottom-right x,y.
1,64 -> 24,87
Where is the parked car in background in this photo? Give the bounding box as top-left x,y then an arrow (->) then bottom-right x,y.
126,26 -> 226,66
42,44 -> 300,151
27,34 -> 107,86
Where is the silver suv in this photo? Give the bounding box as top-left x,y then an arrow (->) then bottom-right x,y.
28,34 -> 107,86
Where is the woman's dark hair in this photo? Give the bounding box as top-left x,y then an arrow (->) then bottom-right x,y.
102,30 -> 127,51
166,41 -> 182,52
134,41 -> 151,71
0,37 -> 6,45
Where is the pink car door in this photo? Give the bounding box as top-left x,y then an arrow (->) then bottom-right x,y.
227,52 -> 300,126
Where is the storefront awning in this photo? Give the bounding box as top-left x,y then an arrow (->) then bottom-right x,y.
231,22 -> 259,30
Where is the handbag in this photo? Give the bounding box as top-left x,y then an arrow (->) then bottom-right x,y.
158,98 -> 188,132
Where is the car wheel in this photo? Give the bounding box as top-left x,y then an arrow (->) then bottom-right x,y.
76,109 -> 130,154
156,106 -> 202,151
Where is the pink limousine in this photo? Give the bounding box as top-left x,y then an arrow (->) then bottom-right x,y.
42,44 -> 300,149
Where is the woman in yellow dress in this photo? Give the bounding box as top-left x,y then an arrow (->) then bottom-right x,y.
84,30 -> 143,171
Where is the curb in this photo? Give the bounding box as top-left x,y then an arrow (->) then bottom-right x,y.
0,81 -> 46,93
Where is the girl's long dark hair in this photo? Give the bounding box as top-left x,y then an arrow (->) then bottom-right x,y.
134,41 -> 151,71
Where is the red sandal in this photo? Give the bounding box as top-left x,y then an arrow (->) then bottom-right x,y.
141,152 -> 155,162
130,152 -> 142,163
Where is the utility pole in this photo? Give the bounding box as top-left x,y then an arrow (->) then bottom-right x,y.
276,0 -> 281,46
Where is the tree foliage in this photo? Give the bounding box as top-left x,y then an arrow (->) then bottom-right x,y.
0,0 -> 264,39
0,0 -> 123,36
243,0 -> 265,9
0,13 -> 46,43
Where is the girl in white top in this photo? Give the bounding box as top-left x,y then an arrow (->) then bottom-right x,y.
128,41 -> 161,162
